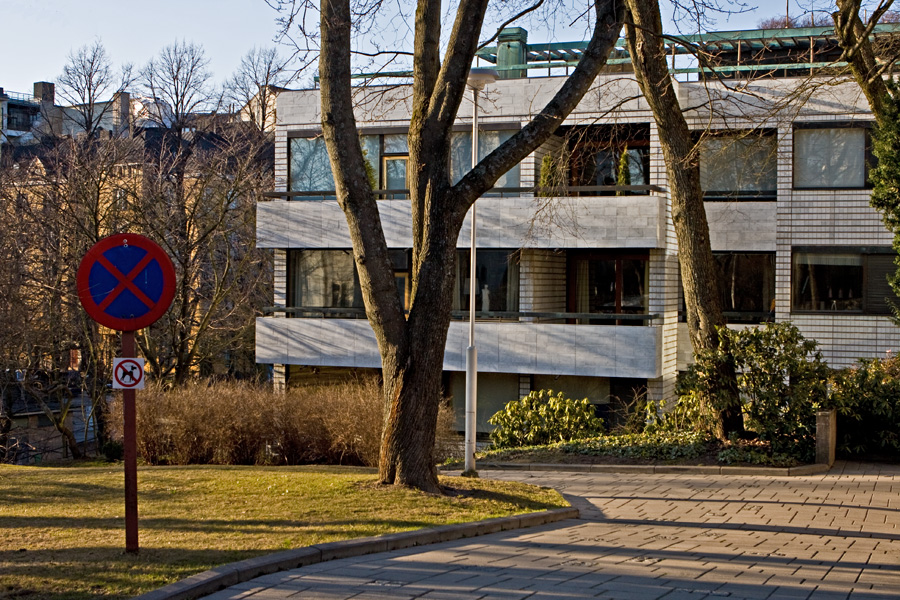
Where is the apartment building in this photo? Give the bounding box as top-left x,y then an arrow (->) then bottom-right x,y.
256,26 -> 900,432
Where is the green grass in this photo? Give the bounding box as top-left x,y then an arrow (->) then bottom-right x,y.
0,463 -> 566,600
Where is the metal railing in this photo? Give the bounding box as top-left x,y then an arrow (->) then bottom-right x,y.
1,90 -> 39,103
264,306 -> 658,323
261,184 -> 666,201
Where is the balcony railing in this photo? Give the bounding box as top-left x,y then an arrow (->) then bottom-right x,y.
261,185 -> 666,201
1,90 -> 39,104
264,306 -> 659,324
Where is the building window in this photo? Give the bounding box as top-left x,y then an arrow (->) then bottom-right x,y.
450,129 -> 521,188
288,134 -> 383,194
287,249 -> 413,316
565,124 -> 651,195
287,250 -> 363,316
288,137 -> 335,194
700,133 -> 777,199
569,253 -> 648,324
716,253 -> 775,322
791,248 -> 897,314
793,126 -> 871,189
381,134 -> 408,197
454,250 -> 519,314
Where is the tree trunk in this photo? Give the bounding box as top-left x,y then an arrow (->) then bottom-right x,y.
319,0 -> 625,490
624,0 -> 743,438
833,0 -> 893,123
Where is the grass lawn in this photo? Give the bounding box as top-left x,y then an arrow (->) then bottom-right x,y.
0,462 -> 566,600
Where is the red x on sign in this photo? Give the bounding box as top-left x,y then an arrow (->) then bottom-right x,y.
77,234 -> 176,332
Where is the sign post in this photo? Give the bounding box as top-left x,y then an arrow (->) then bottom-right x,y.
77,233 -> 175,554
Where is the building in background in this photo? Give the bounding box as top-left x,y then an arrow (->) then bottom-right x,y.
260,26 -> 894,432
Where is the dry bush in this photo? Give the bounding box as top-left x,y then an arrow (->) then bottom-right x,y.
434,398 -> 463,463
109,376 -> 385,466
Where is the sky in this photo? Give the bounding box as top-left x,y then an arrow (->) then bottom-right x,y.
2,0 -> 796,99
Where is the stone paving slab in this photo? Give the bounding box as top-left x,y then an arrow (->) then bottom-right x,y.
189,462 -> 900,600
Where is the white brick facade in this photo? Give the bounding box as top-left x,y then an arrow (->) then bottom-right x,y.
258,51 -> 900,427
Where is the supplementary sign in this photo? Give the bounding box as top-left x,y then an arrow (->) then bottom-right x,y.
113,358 -> 145,390
76,233 -> 176,332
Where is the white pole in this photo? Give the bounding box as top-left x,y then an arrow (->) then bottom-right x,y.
463,68 -> 497,477
464,84 -> 479,475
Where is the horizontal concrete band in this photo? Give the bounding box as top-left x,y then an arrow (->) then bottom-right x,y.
132,506 -> 579,600
471,462 -> 832,476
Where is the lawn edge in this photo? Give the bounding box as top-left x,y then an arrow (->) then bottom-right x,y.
132,506 -> 578,600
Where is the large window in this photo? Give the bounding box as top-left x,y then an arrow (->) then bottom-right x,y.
288,137 -> 335,194
453,250 -> 520,314
792,248 -> 897,314
288,134 -> 392,195
450,129 -> 521,188
699,133 -> 777,199
793,126 -> 871,189
288,249 -> 411,316
565,124 -> 651,195
289,130 -> 521,196
569,253 -> 648,324
288,250 -> 363,315
716,253 -> 775,322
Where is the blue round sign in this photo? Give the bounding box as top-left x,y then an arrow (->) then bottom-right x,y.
76,234 -> 176,331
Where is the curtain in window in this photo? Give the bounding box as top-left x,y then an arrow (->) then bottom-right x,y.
793,128 -> 866,188
506,259 -> 520,312
575,259 -> 590,323
700,135 -> 777,194
450,130 -> 521,187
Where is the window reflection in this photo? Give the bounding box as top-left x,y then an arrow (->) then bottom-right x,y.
716,253 -> 775,322
793,127 -> 869,189
700,133 -> 777,199
450,130 -> 521,189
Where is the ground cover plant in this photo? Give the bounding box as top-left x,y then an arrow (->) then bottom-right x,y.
477,431 -> 801,468
0,463 -> 566,600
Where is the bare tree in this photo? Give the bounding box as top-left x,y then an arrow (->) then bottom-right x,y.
226,47 -> 289,132
141,40 -> 217,129
832,0 -> 900,121
0,146 -> 89,459
135,42 -> 272,384
56,40 -> 134,139
623,0 -> 743,438
308,0 -> 626,492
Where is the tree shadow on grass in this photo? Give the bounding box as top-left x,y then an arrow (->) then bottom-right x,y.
1,545 -> 269,600
0,514 -> 447,535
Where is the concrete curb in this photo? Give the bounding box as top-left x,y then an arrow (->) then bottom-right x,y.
132,506 -> 579,600
464,463 -> 833,476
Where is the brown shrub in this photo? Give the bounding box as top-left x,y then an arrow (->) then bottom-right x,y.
109,376 -> 458,467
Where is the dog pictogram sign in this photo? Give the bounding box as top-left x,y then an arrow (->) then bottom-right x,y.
113,358 -> 145,390
77,233 -> 176,332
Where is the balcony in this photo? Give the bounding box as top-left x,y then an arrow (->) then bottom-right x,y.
257,186 -> 667,250
256,313 -> 662,379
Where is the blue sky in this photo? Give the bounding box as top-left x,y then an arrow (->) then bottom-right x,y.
3,0 -> 796,98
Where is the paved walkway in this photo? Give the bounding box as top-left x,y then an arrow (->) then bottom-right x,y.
203,462 -> 900,600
